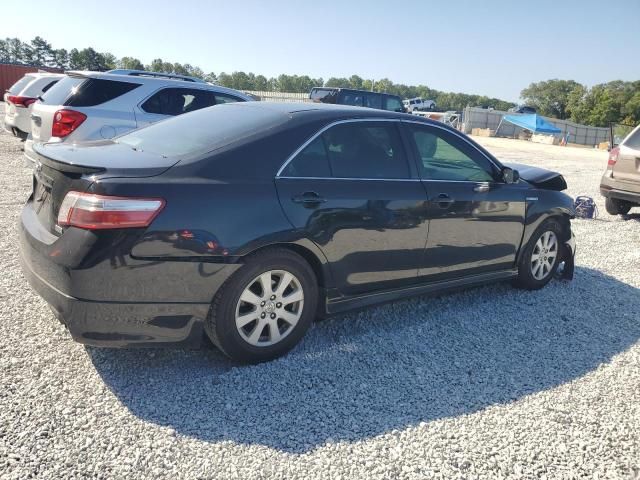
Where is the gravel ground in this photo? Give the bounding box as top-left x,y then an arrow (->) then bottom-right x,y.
1,106 -> 639,479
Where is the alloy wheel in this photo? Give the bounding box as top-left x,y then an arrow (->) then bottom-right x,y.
235,270 -> 304,347
530,231 -> 558,280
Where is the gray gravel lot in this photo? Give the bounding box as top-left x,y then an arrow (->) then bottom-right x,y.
1,105 -> 639,479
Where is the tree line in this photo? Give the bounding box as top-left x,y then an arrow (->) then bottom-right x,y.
1,36 -> 638,126
521,79 -> 640,127
0,36 -> 515,112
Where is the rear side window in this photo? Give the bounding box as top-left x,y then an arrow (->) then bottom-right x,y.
384,96 -> 404,112
141,88 -> 216,116
8,75 -> 34,94
623,128 -> 640,150
64,78 -> 140,107
283,122 -> 410,179
364,94 -> 382,109
340,92 -> 364,107
281,136 -> 331,177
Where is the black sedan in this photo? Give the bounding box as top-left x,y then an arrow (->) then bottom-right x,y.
20,102 -> 576,363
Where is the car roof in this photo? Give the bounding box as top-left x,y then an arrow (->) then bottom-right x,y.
310,87 -> 400,98
224,101 -> 436,125
65,71 -> 253,98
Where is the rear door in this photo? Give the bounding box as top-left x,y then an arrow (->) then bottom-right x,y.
275,120 -> 430,295
613,127 -> 640,185
404,122 -> 526,281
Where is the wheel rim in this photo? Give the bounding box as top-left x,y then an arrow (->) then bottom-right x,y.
530,231 -> 558,280
235,270 -> 304,347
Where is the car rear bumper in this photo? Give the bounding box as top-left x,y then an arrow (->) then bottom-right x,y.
19,203 -> 240,348
600,186 -> 640,204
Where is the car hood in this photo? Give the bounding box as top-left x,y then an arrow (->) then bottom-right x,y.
505,162 -> 567,191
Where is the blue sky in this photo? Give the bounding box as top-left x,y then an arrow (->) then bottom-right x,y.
9,0 -> 640,101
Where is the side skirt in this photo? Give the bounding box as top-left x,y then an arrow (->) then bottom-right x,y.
325,269 -> 518,315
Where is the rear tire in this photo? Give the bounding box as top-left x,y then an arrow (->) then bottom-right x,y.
514,219 -> 563,290
205,249 -> 318,364
605,197 -> 631,215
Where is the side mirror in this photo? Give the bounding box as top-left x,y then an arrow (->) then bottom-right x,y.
502,167 -> 520,184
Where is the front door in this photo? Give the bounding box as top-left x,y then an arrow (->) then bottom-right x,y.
403,122 -> 526,281
276,120 -> 430,295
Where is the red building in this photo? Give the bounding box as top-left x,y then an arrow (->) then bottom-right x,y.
0,63 -> 64,93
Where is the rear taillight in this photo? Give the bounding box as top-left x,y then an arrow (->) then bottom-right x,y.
7,95 -> 37,107
57,192 -> 165,230
51,109 -> 87,138
607,146 -> 620,168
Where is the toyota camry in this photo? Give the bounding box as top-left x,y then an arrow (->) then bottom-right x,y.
20,102 -> 576,363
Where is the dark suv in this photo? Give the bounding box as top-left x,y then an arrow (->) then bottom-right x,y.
310,87 -> 405,113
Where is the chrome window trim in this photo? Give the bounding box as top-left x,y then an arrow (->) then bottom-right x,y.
277,176 -> 422,182
275,117 -> 504,181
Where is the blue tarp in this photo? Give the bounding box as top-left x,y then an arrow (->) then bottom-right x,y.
502,114 -> 562,134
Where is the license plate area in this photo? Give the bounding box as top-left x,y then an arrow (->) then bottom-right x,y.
33,170 -> 54,227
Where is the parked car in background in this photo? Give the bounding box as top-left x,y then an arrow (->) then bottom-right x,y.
509,105 -> 537,114
403,97 -> 436,112
600,124 -> 640,216
20,102 -> 576,363
3,73 -> 64,140
24,70 -> 254,166
310,87 -> 405,112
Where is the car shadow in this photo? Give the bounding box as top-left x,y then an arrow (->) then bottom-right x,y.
87,266 -> 640,453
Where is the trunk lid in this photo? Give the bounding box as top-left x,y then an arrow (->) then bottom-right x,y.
30,141 -> 179,235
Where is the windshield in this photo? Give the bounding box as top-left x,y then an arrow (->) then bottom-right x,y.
116,103 -> 290,158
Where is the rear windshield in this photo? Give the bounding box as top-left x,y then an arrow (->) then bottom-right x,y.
115,103 -> 290,158
8,75 -> 34,94
40,76 -> 140,106
624,127 -> 640,150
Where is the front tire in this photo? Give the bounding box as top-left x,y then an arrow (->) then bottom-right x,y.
605,197 -> 631,215
514,219 -> 563,290
205,249 -> 318,363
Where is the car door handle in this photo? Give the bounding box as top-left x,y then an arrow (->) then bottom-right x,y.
292,192 -> 326,206
474,182 -> 491,193
435,193 -> 455,208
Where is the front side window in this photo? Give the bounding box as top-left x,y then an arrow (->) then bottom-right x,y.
409,125 -> 494,182
141,88 -> 216,116
283,122 -> 410,179
384,96 -> 404,112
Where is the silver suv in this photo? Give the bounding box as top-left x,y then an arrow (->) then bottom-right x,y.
25,70 -> 254,165
600,124 -> 640,216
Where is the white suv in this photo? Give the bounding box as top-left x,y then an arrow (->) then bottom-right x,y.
3,72 -> 64,139
403,97 -> 436,112
25,70 -> 254,165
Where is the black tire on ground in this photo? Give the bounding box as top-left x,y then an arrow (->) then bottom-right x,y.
605,197 -> 632,216
514,218 -> 563,290
204,248 -> 318,364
